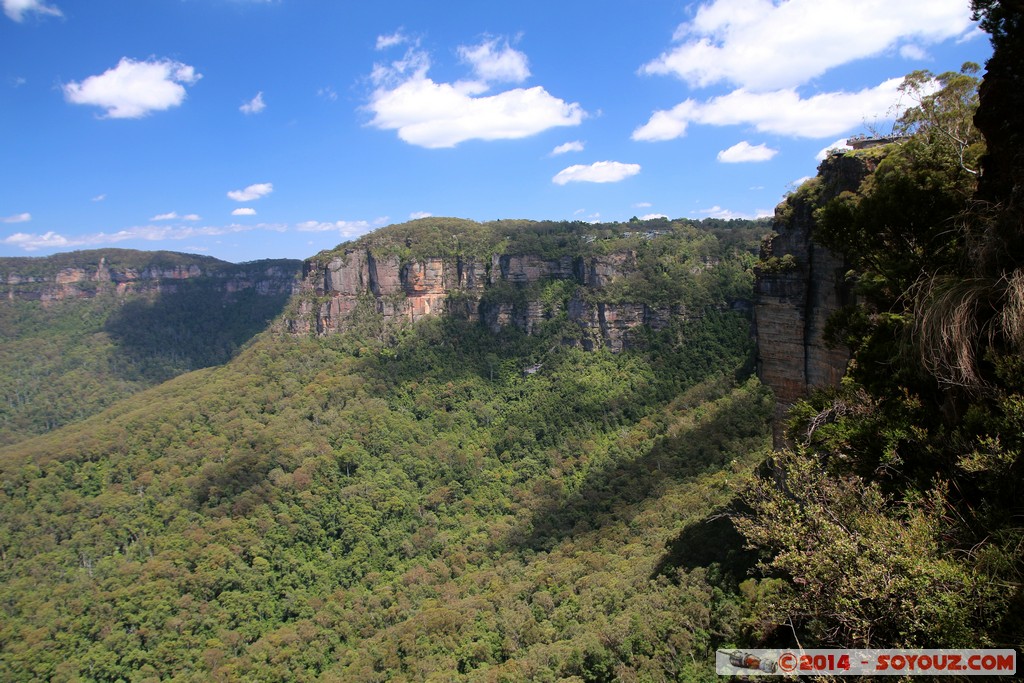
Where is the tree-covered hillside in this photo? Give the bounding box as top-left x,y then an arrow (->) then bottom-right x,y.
0,224 -> 768,680
0,250 -> 299,446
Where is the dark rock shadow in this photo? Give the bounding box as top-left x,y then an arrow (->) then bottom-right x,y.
651,508 -> 759,581
104,263 -> 298,383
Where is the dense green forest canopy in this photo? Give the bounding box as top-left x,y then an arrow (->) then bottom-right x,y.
0,228 -> 768,680
2,2 -> 1022,674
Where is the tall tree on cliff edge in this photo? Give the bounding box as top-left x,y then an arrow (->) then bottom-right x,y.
972,0 -> 1024,213
736,1 -> 1024,650
915,0 -> 1024,388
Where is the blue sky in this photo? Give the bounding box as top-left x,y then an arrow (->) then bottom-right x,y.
1,0 -> 992,263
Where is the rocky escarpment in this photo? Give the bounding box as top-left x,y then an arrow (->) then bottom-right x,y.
1,250 -> 300,303
754,153 -> 875,442
288,247 -> 695,351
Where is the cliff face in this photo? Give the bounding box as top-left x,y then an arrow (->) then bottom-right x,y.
754,153 -> 874,440
1,251 -> 300,303
288,246 -> 687,351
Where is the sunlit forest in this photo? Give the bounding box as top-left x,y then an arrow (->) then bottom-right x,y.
2,1 -> 1023,680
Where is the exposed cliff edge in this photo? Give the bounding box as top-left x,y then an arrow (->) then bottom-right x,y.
285,218 -> 762,352
1,249 -> 300,302
754,152 -> 877,442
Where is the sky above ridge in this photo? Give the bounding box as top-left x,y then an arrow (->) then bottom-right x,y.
1,0 -> 992,263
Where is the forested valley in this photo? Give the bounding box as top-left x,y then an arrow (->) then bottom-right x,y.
1,1 -> 1023,680
0,216 -> 774,681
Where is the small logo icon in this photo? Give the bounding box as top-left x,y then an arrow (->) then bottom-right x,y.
729,651 -> 778,673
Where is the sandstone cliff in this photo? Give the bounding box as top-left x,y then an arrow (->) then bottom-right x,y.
1,249 -> 300,303
754,153 -> 876,441
287,236 -> 717,352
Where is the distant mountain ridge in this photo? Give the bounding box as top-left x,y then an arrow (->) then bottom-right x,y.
1,248 -> 299,302
0,249 -> 302,445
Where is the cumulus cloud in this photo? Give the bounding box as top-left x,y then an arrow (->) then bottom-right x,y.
366,44 -> 584,148
376,30 -> 408,50
240,91 -> 266,114
2,223 -> 286,252
552,161 -> 641,185
227,182 -> 273,202
63,57 -> 201,119
639,213 -> 669,220
457,38 -> 530,84
409,211 -> 433,219
2,212 -> 31,223
232,207 -> 257,216
551,140 -> 585,156
3,0 -> 62,22
641,0 -> 976,91
717,140 -> 778,163
633,77 -> 909,141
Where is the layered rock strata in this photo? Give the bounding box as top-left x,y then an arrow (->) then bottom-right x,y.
2,254 -> 299,303
289,247 -> 696,351
754,153 -> 874,442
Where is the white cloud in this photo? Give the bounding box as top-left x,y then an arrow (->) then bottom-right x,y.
2,212 -> 31,223
551,140 -> 585,156
317,86 -> 338,101
3,0 -> 62,22
816,137 -> 853,160
296,220 -> 372,238
641,0 -> 976,91
151,212 -> 201,221
232,207 -> 257,216
639,213 -> 669,220
366,47 -> 584,148
63,57 -> 201,119
2,223 -> 286,252
376,30 -> 408,51
552,161 -> 641,185
457,38 -> 530,84
240,91 -> 266,115
696,205 -> 772,220
91,194 -> 106,202
633,202 -> 652,208
717,140 -> 778,163
3,231 -> 68,250
633,77 -> 909,141
227,182 -> 273,202
899,44 -> 929,60
409,211 -> 433,219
